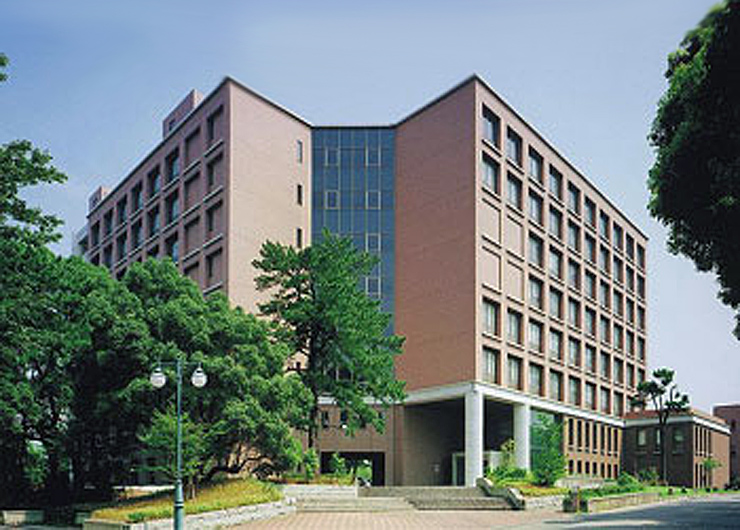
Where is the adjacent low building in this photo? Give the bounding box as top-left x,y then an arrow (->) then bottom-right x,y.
623,409 -> 730,489
713,404 -> 740,484
78,74 -> 653,486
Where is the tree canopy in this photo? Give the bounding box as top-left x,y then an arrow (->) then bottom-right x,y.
253,230 -> 405,448
648,1 -> 740,338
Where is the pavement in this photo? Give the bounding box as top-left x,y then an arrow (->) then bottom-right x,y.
232,494 -> 740,530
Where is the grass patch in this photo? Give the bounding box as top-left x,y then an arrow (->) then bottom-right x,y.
91,478 -> 281,523
278,472 -> 354,485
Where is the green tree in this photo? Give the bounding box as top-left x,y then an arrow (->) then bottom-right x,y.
531,416 -> 566,486
630,368 -> 689,485
253,230 -> 405,449
648,1 -> 740,338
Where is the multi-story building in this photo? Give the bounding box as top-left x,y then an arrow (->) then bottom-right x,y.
713,404 -> 740,483
78,74 -> 649,487
623,409 -> 730,488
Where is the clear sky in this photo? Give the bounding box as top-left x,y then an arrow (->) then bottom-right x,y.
1,0 -> 737,412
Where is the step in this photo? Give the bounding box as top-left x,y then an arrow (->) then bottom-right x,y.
361,486 -> 487,499
282,484 -> 358,499
410,497 -> 511,511
296,497 -> 415,513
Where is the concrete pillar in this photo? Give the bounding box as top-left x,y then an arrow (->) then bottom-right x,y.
464,388 -> 484,486
514,402 -> 531,470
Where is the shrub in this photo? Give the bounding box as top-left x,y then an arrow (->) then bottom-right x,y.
617,472 -> 642,489
329,452 -> 348,476
302,448 -> 318,481
531,416 -> 566,486
636,467 -> 659,486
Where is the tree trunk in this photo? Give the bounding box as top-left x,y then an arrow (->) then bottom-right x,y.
659,424 -> 668,485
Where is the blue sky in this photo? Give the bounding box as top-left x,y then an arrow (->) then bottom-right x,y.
1,0 -> 737,411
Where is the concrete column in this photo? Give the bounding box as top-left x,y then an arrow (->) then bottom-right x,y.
464,388 -> 484,486
514,402 -> 531,470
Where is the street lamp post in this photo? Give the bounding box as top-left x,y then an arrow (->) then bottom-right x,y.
150,357 -> 207,530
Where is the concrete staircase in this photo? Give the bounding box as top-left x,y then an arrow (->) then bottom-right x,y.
283,484 -> 414,513
360,486 -> 512,511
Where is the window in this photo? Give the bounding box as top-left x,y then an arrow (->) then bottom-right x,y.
103,210 -> 113,236
568,260 -> 580,290
549,166 -> 563,199
507,173 -> 522,209
637,306 -> 645,330
166,236 -> 179,262
583,198 -> 596,228
529,148 -> 543,183
568,298 -> 580,328
626,330 -> 635,355
296,184 -> 303,205
296,227 -> 303,249
507,310 -> 523,345
148,207 -> 160,237
165,193 -> 179,224
507,356 -> 522,390
599,212 -> 610,241
528,320 -> 544,353
567,183 -> 581,215
366,277 -> 380,297
483,347 -> 500,383
569,377 -> 581,405
585,383 -> 596,410
529,276 -> 544,310
614,256 -> 624,283
549,370 -> 563,401
549,208 -> 563,239
132,221 -> 142,249
184,219 -> 199,254
116,233 -> 126,261
626,234 -> 635,261
165,150 -> 180,183
613,224 -> 623,251
549,247 -> 563,280
366,233 -> 380,253
637,337 -> 646,360
585,234 -> 596,262
627,364 -> 635,387
585,345 -> 596,372
506,127 -> 522,166
599,246 -> 610,275
325,190 -> 339,209
482,154 -> 500,193
626,266 -> 635,292
132,183 -> 143,212
366,190 -> 380,209
568,337 -> 581,367
529,235 -> 544,268
614,359 -> 624,384
585,271 -> 596,299
567,222 -> 580,252
528,192 -> 543,225
148,167 -> 161,198
549,329 -> 563,360
185,128 -> 201,167
325,147 -> 339,165
600,352 -> 611,379
600,316 -> 611,344
637,429 -> 647,448
626,300 -> 635,324
614,291 -> 623,317
206,154 -> 224,190
549,288 -> 563,319
529,364 -> 544,395
117,197 -> 128,225
90,222 -> 100,247
482,105 -> 500,146
206,106 -> 223,145
637,275 -> 646,299
599,281 -> 610,309
296,140 -> 304,163
600,388 -> 611,414
585,308 -> 596,336
482,299 -> 500,336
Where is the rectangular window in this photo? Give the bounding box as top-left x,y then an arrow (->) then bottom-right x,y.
507,356 -> 522,390
613,224 -> 623,251
184,218 -> 199,254
297,184 -> 303,205
528,148 -> 543,183
637,275 -> 646,299
585,383 -> 596,410
614,256 -> 624,283
183,173 -> 200,211
626,266 -> 635,292
117,197 -> 128,226
549,370 -> 563,401
165,193 -> 180,224
529,364 -> 543,396
626,330 -> 635,355
626,234 -> 635,261
600,388 -> 611,414
599,246 -> 610,275
637,337 -> 646,360
185,128 -> 201,167
599,212 -> 610,241
148,207 -> 160,237
584,198 -> 596,227
568,298 -> 580,328
585,308 -> 596,336
507,173 -> 522,209
567,183 -> 581,215
585,234 -> 596,263
206,154 -> 224,190
549,329 -> 563,360
614,291 -> 623,316
366,190 -> 380,209
166,236 -> 179,262
165,150 -> 180,183
206,202 -> 222,236
482,299 -> 500,336
528,320 -> 544,353
366,233 -> 380,253
568,260 -> 580,290
569,377 -> 581,405
507,310 -> 523,345
549,247 -> 563,280
549,208 -> 563,239
529,276 -> 544,310
325,190 -> 339,209
637,428 -> 647,447
132,221 -> 142,249
549,288 -> 563,319
506,127 -> 522,166
482,154 -> 500,194
600,352 -> 611,379
637,307 -> 645,331
296,140 -> 304,163
116,233 -> 126,261
586,345 -> 596,372
206,106 -> 224,145
615,359 -> 624,384
483,347 -> 500,383
296,228 -> 303,249
567,222 -> 580,252
482,105 -> 500,146
600,316 -> 611,344
529,235 -> 544,268
103,210 -> 113,236
528,192 -> 543,225
132,183 -> 143,212
148,167 -> 161,198
549,166 -> 563,199
568,337 -> 581,367
585,271 -> 596,299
